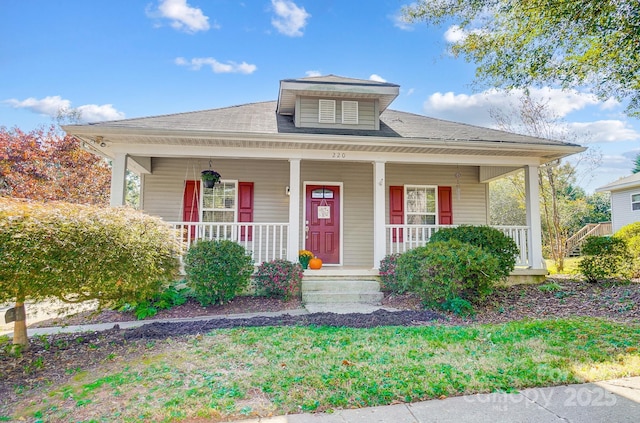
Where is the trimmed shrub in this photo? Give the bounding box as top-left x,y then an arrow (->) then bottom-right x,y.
615,222 -> 640,277
253,259 -> 303,301
0,198 -> 181,347
0,198 -> 181,305
578,236 -> 631,283
429,225 -> 518,280
184,240 -> 254,305
378,253 -> 404,293
395,240 -> 502,313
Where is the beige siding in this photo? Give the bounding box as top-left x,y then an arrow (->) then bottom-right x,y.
142,159 -> 488,267
301,161 -> 374,267
479,166 -> 521,183
142,158 -> 290,223
386,164 -> 488,225
611,189 -> 640,232
297,97 -> 376,130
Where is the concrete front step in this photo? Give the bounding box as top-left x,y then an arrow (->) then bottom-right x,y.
302,291 -> 384,304
301,278 -> 383,305
302,280 -> 381,292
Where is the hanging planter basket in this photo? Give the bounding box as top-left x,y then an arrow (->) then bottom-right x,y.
201,170 -> 221,188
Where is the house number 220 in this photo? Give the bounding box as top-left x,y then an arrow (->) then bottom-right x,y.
332,152 -> 346,159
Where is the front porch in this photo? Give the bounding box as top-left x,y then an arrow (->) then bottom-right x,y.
122,156 -> 547,275
169,222 -> 535,270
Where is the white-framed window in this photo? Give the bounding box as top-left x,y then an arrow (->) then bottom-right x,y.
318,99 -> 336,123
632,193 -> 640,211
342,100 -> 358,124
405,185 -> 437,225
202,180 -> 237,223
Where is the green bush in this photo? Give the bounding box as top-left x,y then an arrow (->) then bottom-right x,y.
578,236 -> 631,283
253,259 -> 303,301
429,225 -> 518,280
0,198 -> 182,347
116,282 -> 188,320
395,240 -> 501,313
184,240 -> 254,305
0,199 -> 181,306
378,253 -> 404,293
615,222 -> 640,277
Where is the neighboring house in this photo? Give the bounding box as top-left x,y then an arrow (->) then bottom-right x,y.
63,75 -> 585,278
596,172 -> 640,232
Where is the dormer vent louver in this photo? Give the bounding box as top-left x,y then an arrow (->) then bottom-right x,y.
342,101 -> 358,125
318,99 -> 336,123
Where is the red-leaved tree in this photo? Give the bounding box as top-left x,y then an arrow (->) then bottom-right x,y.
0,125 -> 110,204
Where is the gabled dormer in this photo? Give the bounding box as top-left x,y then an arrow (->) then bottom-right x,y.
276,75 -> 400,131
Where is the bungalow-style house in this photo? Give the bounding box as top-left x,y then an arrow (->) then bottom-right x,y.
596,172 -> 640,232
64,75 -> 585,284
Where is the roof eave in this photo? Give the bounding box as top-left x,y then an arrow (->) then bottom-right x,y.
63,125 -> 586,162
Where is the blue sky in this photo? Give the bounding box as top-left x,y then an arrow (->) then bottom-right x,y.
2,0 -> 639,193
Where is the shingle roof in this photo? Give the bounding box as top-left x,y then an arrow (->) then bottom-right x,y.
596,172 -> 640,192
280,74 -> 400,88
86,100 -> 576,147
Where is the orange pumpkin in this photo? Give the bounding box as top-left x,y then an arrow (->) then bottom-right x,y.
309,257 -> 323,270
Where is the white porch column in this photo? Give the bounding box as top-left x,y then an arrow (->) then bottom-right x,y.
110,153 -> 128,207
287,159 -> 301,262
525,165 -> 544,269
373,161 -> 386,269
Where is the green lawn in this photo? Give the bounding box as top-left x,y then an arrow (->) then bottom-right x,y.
8,317 -> 640,422
545,257 -> 582,275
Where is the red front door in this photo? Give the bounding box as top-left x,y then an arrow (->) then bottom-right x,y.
305,185 -> 340,264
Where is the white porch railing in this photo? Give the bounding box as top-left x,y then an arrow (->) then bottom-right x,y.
170,222 -> 530,268
170,222 -> 289,265
385,224 -> 530,267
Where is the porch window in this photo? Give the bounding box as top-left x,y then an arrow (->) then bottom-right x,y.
632,193 -> 640,211
405,185 -> 437,225
202,181 -> 237,223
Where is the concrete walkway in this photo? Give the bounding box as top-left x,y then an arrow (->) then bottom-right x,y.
1,308 -> 311,337
1,302 -> 400,337
231,377 -> 640,422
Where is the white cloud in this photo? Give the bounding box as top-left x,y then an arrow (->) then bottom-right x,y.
444,25 -> 466,43
4,96 -> 125,122
423,87 -> 639,147
5,95 -> 71,117
369,74 -> 387,83
569,120 -> 640,143
443,24 -> 489,44
305,70 -> 322,77
175,57 -> 257,74
271,0 -> 310,37
150,0 -> 210,33
600,97 -> 620,111
391,11 -> 413,31
406,88 -> 415,96
423,87 -> 602,127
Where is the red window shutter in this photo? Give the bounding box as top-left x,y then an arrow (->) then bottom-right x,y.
238,182 -> 254,241
183,180 -> 200,238
438,186 -> 453,225
389,186 -> 404,242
